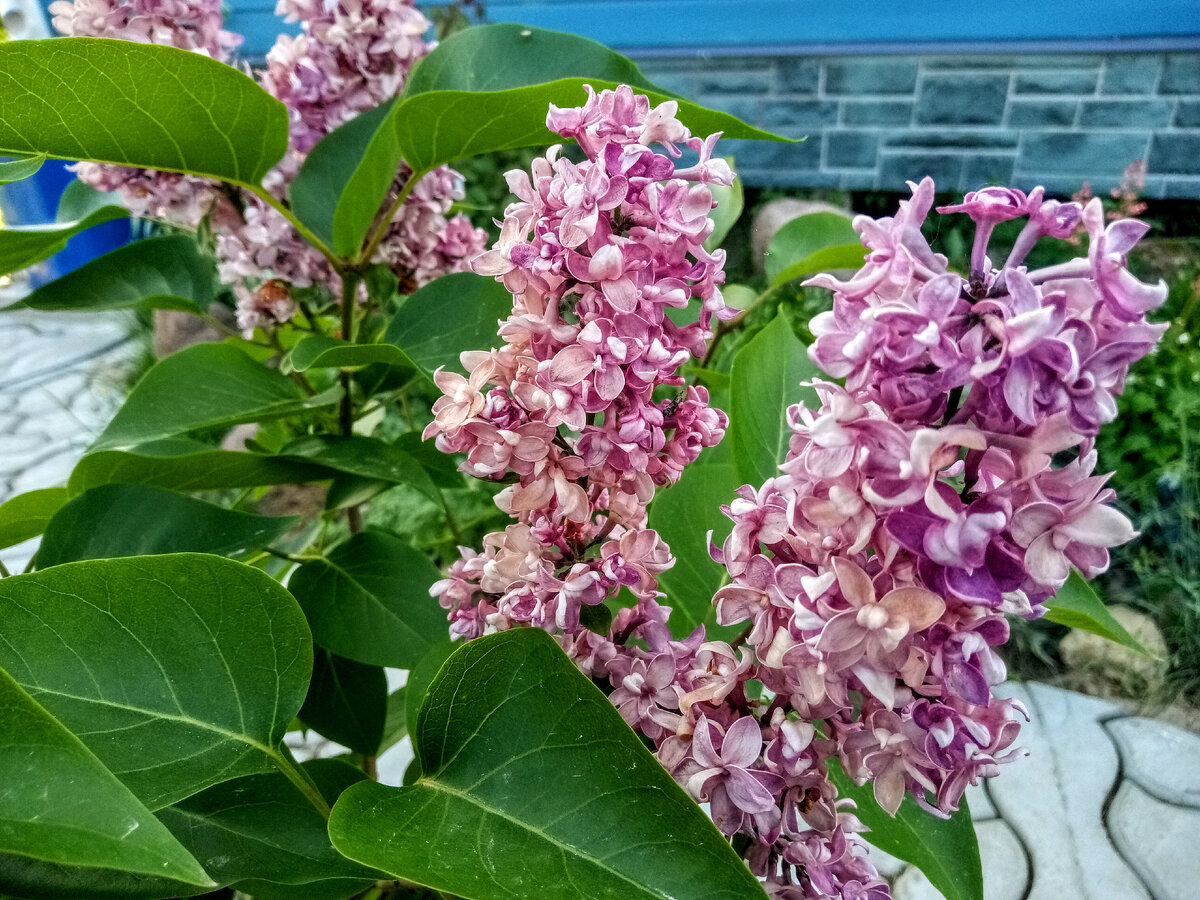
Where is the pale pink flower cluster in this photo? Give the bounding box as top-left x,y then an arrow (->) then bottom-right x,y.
52,0 -> 487,330
426,84 -> 734,646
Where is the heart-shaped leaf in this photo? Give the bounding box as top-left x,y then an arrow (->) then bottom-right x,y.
402,639 -> 456,741
770,243 -> 868,289
91,343 -> 341,452
328,627 -> 767,899
0,554 -> 313,809
0,667 -> 213,889
287,529 -> 448,669
829,762 -> 982,900
279,435 -> 440,504
764,211 -> 859,284
157,759 -> 379,894
37,484 -> 298,567
730,311 -> 819,487
68,439 -> 331,495
0,204 -> 127,277
17,235 -> 217,314
0,487 -> 67,550
0,38 -> 287,186
703,166 -> 743,253
299,650 -> 388,756
1045,570 -> 1148,654
384,272 -> 512,378
0,154 -> 45,185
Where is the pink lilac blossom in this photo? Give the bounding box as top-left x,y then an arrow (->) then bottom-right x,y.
52,0 -> 488,330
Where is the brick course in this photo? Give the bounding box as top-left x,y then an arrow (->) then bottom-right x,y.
639,52 -> 1200,198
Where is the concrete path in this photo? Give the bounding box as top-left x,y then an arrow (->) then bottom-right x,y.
2,294 -> 1198,900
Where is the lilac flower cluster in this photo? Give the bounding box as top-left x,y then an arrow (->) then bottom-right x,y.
433,154 -> 1166,897
425,84 -> 733,644
52,0 -> 487,329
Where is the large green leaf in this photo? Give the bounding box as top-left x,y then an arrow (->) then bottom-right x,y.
289,96 -> 401,259
287,529 -> 448,668
384,271 -> 511,377
829,763 -> 982,900
328,628 -> 767,900
648,462 -> 742,639
1045,570 -> 1147,654
402,639 -> 456,741
91,343 -> 341,451
0,554 -> 313,809
68,439 -> 331,495
17,235 -> 216,314
0,667 -> 213,889
299,650 -> 387,756
730,312 -> 819,487
283,334 -> 414,374
280,435 -> 440,504
703,167 -> 743,253
764,211 -> 859,284
0,204 -> 127,277
37,484 -> 297,568
0,38 -> 287,186
0,487 -> 67,550
0,154 -> 44,184
157,759 -> 378,894
770,243 -> 868,289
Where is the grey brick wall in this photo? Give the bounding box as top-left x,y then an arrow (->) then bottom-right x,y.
638,52 -> 1200,198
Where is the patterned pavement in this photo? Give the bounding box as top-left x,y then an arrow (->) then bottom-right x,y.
1,295 -> 1198,899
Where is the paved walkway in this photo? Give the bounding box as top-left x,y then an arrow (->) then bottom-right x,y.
2,295 -> 1198,899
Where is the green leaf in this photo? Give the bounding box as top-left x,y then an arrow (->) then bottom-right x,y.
68,439 -> 331,495
0,154 -> 44,184
648,462 -> 742,639
17,235 -> 216,314
770,243 -> 868,289
0,204 -> 127,277
0,487 -> 67,550
730,311 -> 819,487
703,166 -> 743,253
0,38 -> 287,186
299,650 -> 387,756
288,529 -> 448,668
289,97 -> 400,259
0,554 -> 313,809
379,687 -> 408,754
403,639 -> 456,740
1045,570 -> 1148,654
37,484 -> 298,568
384,271 -> 512,378
829,762 -> 982,900
91,343 -> 341,451
328,628 -> 767,900
284,334 -> 414,374
56,177 -> 119,222
0,667 -> 213,888
279,435 -> 440,504
157,759 -> 378,894
764,211 -> 859,284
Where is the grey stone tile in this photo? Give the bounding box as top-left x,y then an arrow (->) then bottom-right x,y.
841,100 -> 913,126
923,53 -> 1103,70
1150,133 -> 1200,175
885,130 -> 1018,150
1014,70 -> 1099,95
760,99 -> 839,128
1164,176 -> 1200,199
723,133 -> 821,171
1108,780 -> 1200,900
695,95 -> 762,126
777,58 -> 819,94
963,153 -> 1017,189
986,684 -> 1150,900
1099,56 -> 1162,95
825,130 -> 879,169
1160,54 -> 1200,94
695,67 -> 772,96
824,59 -> 917,95
1105,716 -> 1200,806
1008,99 -> 1078,128
1079,99 -> 1174,128
880,152 -> 965,191
1175,99 -> 1200,127
1019,132 -> 1149,174
893,819 -> 1028,900
916,75 -> 1008,126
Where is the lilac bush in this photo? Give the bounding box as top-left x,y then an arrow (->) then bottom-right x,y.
431,91 -> 1169,896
